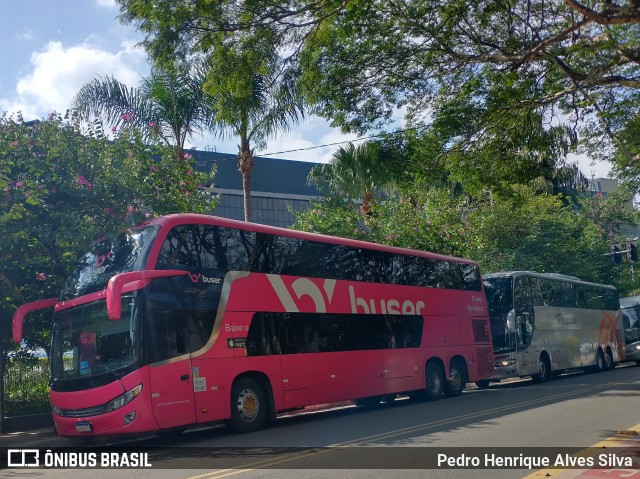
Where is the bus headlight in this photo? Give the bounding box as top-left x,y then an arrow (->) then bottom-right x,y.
52,405 -> 62,415
107,384 -> 143,412
497,359 -> 516,368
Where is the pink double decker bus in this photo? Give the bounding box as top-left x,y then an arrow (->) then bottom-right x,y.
13,214 -> 494,437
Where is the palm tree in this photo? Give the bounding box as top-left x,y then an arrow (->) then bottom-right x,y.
204,46 -> 305,222
310,141 -> 394,219
72,66 -> 216,158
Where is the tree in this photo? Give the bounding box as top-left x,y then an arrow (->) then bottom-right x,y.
113,2 -> 307,222
0,112 -> 217,429
72,66 -> 216,157
308,141 -> 394,219
202,36 -> 306,222
114,0 -> 640,196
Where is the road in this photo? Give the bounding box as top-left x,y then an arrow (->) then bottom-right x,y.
3,363 -> 640,479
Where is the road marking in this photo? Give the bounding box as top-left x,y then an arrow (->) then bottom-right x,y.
521,422 -> 640,478
183,378 -> 639,479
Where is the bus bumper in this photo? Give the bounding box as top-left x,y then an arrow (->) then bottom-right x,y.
52,395 -> 158,437
486,358 -> 519,381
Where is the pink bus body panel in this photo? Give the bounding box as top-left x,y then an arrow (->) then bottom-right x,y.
44,214 -> 492,437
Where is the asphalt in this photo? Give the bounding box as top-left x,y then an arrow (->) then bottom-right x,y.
2,420 -> 639,475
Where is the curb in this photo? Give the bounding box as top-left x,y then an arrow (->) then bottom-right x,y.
2,413 -> 53,434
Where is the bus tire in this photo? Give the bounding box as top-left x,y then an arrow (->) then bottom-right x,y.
531,355 -> 552,383
444,360 -> 467,397
475,380 -> 491,389
604,349 -> 614,370
591,349 -> 605,373
425,362 -> 444,401
227,377 -> 267,434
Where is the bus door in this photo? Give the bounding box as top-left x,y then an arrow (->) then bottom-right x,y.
146,310 -> 197,429
514,276 -> 536,370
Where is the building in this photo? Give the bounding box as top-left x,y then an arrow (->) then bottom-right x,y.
589,176 -> 639,239
190,150 -> 322,228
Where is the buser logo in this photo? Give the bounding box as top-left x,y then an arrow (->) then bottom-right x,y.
268,275 -> 336,312
267,274 -> 425,315
349,285 -> 425,315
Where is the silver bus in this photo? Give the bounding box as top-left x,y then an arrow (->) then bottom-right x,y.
477,271 -> 623,387
619,295 -> 640,364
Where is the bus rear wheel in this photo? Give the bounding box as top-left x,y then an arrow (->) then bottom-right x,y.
425,363 -> 444,400
604,349 -> 614,370
444,361 -> 467,397
409,363 -> 444,401
591,349 -> 605,373
228,377 -> 267,433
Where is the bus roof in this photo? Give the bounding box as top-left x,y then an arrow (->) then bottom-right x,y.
483,271 -> 617,290
141,213 -> 479,266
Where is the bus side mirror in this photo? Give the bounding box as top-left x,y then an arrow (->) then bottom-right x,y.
12,298 -> 58,344
106,270 -> 191,320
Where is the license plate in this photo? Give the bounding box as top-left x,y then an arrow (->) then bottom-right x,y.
75,422 -> 92,432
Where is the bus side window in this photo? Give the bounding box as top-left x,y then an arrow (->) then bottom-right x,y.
146,311 -> 189,363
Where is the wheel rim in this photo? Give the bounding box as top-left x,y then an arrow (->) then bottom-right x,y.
450,369 -> 462,390
538,359 -> 547,377
236,388 -> 260,423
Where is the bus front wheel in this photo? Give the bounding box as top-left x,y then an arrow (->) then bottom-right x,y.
475,380 -> 490,389
531,355 -> 552,383
228,377 -> 267,433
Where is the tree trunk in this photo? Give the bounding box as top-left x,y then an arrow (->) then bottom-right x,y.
237,138 -> 254,222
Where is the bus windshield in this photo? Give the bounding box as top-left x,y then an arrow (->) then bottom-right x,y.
51,298 -> 138,384
61,225 -> 159,301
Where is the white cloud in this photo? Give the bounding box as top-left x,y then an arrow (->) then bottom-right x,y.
95,0 -> 117,8
569,152 -> 612,179
1,40 -> 146,119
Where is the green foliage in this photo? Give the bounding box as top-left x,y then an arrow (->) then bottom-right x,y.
292,196 -> 363,240
5,359 -> 50,415
72,66 -> 217,154
463,187 -> 616,284
0,112 -> 217,355
294,178 -> 635,293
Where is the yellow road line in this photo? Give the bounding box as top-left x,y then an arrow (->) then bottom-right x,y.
522,422 -> 640,478
184,379 -> 639,479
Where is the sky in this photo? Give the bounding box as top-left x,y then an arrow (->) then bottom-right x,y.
0,0 -> 612,178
